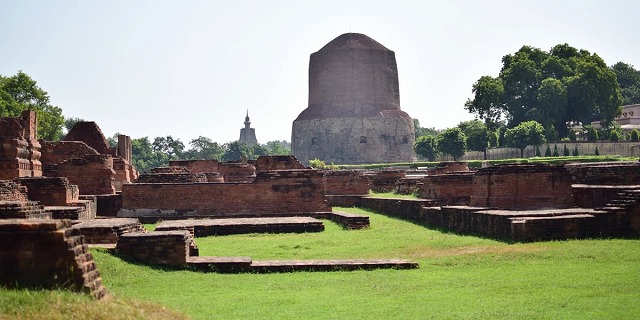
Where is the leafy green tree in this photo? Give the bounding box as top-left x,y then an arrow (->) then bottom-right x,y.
609,129 -> 621,142
152,136 -> 185,159
611,62 -> 640,105
0,71 -> 65,140
252,144 -> 268,158
413,119 -> 439,139
436,128 -> 466,161
466,44 -> 623,137
631,129 -> 640,142
545,124 -> 559,142
183,136 -> 225,160
413,135 -> 439,161
222,141 -> 252,161
584,125 -> 599,141
458,120 -> 490,159
504,120 -> 546,158
263,140 -> 291,155
131,137 -> 170,173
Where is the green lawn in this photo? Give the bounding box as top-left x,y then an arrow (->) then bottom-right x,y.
2,207 -> 639,319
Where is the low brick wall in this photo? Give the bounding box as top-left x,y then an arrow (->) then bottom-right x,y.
572,185 -> 640,208
566,162 -> 640,185
96,194 -> 122,217
0,219 -> 107,299
360,197 -> 444,222
72,218 -> 145,244
116,230 -> 191,266
370,170 -> 405,193
470,164 -> 574,209
119,169 -> 331,219
324,170 -> 370,195
418,172 -> 474,205
44,155 -> 116,195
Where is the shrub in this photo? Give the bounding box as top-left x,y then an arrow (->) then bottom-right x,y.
595,146 -> 600,156
535,146 -> 541,157
553,145 -> 560,157
572,146 -> 579,156
609,129 -> 620,142
563,145 -> 570,156
631,130 -> 639,142
544,145 -> 552,157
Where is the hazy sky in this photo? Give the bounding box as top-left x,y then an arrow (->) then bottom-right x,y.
2,0 -> 639,145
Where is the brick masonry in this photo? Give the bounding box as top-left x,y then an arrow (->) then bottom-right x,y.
116,230 -> 191,266
119,169 -> 332,219
0,219 -> 107,299
470,164 -> 574,209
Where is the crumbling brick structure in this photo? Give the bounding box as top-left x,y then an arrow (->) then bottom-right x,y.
418,172 -> 475,205
470,164 -> 574,209
119,169 -> 331,219
16,176 -> 96,219
371,170 -> 405,193
0,110 -> 42,179
0,180 -> 51,219
0,219 -> 107,299
116,230 -> 192,266
45,155 -> 116,195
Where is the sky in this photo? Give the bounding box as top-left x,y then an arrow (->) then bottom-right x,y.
2,0 -> 639,145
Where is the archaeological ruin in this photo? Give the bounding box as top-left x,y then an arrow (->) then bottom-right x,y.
291,33 -> 417,165
1,103 -> 640,299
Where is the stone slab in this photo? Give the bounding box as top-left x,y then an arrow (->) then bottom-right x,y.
156,217 -> 325,236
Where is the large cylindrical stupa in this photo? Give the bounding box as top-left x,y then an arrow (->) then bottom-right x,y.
292,33 -> 416,164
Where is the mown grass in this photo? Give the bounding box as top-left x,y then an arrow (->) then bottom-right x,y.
0,288 -> 188,320
2,208 -> 639,319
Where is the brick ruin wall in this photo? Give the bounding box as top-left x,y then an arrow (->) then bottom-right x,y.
116,230 -> 191,266
0,111 -> 42,180
418,172 -> 475,205
218,162 -> 256,182
566,162 -> 640,185
433,161 -> 470,175
39,141 -> 100,166
169,160 -> 220,174
254,155 -> 307,171
119,170 -> 331,218
45,155 -> 116,195
324,170 -> 370,195
136,172 -> 208,183
0,180 -> 29,202
469,164 -> 574,209
63,121 -> 112,155
370,170 -> 405,193
0,219 -> 107,299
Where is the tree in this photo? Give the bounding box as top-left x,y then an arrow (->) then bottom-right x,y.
572,146 -> 579,156
458,120 -> 490,159
563,145 -> 570,156
413,135 -> 438,161
611,62 -> 640,105
131,136 -> 170,173
544,145 -> 552,157
436,128 -> 466,161
183,136 -> 225,160
222,141 -> 252,161
0,71 -> 65,140
631,129 -> 640,142
553,145 -> 560,157
152,136 -> 185,159
466,44 -> 623,137
413,119 -> 439,139
584,125 -> 599,141
504,120 -> 546,158
263,140 -> 291,155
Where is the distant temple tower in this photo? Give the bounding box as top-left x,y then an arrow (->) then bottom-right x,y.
291,33 -> 416,164
239,111 -> 258,146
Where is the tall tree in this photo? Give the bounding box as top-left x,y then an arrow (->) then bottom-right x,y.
152,136 -> 185,159
436,128 -> 467,161
458,120 -> 490,159
183,136 -> 225,160
222,141 -> 252,161
413,135 -> 438,161
413,119 -> 439,139
0,71 -> 65,140
504,120 -> 546,158
263,140 -> 291,155
466,44 -> 622,137
611,62 -> 640,105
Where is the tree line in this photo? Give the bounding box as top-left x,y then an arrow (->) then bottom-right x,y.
414,43 -> 640,161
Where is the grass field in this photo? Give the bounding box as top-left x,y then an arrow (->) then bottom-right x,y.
2,207 -> 639,319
